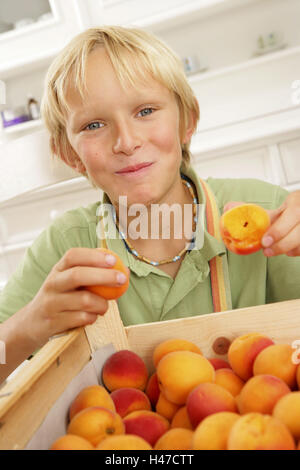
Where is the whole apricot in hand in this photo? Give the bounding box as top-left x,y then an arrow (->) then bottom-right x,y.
220,203 -> 270,255
86,248 -> 129,300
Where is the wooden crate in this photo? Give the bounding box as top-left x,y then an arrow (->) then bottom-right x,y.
0,298 -> 300,449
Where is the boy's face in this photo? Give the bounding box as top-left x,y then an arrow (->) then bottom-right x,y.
65,47 -> 191,208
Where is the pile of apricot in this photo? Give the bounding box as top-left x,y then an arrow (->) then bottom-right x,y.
50,332 -> 300,450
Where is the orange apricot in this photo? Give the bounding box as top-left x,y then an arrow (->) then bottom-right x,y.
237,374 -> 290,415
67,406 -> 124,447
110,387 -> 151,418
50,434 -> 95,450
123,410 -> 169,447
156,351 -> 215,405
69,385 -> 116,421
253,343 -> 298,389
102,349 -> 148,392
156,392 -> 180,421
154,428 -> 194,450
86,248 -> 129,300
214,368 -> 245,397
227,332 -> 274,381
208,358 -> 231,370
152,338 -> 202,369
220,203 -> 270,255
227,412 -> 295,450
95,434 -> 152,450
186,382 -> 237,429
171,406 -> 193,430
193,412 -> 240,450
273,391 -> 300,440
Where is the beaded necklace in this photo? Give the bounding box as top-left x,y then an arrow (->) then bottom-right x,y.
112,176 -> 198,266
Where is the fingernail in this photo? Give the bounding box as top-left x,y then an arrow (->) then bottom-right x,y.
262,236 -> 274,247
264,248 -> 274,257
105,254 -> 116,266
117,273 -> 127,284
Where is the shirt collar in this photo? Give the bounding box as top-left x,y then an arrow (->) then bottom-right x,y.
99,164 -> 226,277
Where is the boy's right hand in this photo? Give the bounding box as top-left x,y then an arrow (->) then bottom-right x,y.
22,247 -> 128,346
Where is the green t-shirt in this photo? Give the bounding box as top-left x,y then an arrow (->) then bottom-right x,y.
0,165 -> 299,326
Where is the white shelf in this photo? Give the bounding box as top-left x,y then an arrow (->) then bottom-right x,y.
0,48 -> 59,80
3,119 -> 43,135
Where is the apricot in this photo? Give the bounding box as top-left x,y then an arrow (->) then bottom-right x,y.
227,332 -> 274,381
154,428 -> 194,450
145,372 -> 160,408
95,434 -> 152,450
171,406 -> 193,430
297,365 -> 300,390
67,406 -> 124,447
86,248 -> 129,300
50,434 -> 95,450
273,391 -> 300,440
237,374 -> 290,415
69,385 -> 116,421
220,203 -> 270,255
193,412 -> 240,450
156,392 -> 181,421
152,338 -> 202,369
102,350 -> 148,392
156,351 -> 215,405
227,412 -> 295,450
123,410 -> 169,447
208,358 -> 231,370
110,387 -> 151,418
214,368 -> 245,397
253,343 -> 298,389
186,382 -> 237,428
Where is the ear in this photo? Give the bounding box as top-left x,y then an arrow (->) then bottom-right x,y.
182,104 -> 199,145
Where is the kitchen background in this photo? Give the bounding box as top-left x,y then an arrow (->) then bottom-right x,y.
0,0 -> 300,294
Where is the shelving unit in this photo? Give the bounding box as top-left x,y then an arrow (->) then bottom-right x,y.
3,118 -> 43,135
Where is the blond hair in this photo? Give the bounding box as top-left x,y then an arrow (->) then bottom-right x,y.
41,25 -> 199,180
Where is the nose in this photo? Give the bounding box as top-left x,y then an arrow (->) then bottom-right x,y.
112,119 -> 142,156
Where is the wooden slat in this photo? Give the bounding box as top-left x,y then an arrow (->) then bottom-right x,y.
0,328 -> 91,450
125,299 -> 300,373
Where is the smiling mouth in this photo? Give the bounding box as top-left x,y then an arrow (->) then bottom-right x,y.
116,162 -> 153,174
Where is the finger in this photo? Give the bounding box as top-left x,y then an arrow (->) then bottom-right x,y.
263,224 -> 300,256
55,290 -> 109,315
262,207 -> 298,248
55,247 -> 117,272
52,266 -> 128,293
48,311 -> 101,337
267,203 -> 286,225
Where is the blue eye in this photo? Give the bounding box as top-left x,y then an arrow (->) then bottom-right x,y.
85,122 -> 103,131
138,108 -> 154,117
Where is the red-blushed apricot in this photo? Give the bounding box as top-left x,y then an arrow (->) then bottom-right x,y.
86,248 -> 129,300
50,434 -> 95,450
154,428 -> 194,450
237,374 -> 290,415
156,351 -> 215,405
220,203 -> 270,255
145,372 -> 160,408
110,387 -> 151,418
171,406 -> 193,430
69,385 -> 115,421
208,358 -> 231,370
214,368 -> 245,397
253,343 -> 298,389
227,332 -> 274,381
95,435 -> 152,450
102,350 -> 148,392
156,392 -> 181,421
123,410 -> 169,447
227,412 -> 295,450
273,391 -> 300,440
152,338 -> 202,369
67,406 -> 124,447
186,382 -> 237,429
193,412 -> 240,450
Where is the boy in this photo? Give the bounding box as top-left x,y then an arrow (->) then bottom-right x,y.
0,26 -> 299,382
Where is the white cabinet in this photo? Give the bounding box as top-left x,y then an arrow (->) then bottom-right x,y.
279,138 -> 300,185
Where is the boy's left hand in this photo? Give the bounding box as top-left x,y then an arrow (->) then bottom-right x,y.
223,191 -> 300,257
